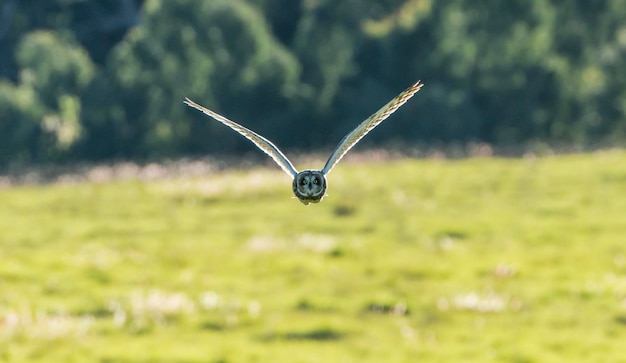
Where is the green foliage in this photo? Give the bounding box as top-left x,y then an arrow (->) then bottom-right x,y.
416,0 -> 626,143
16,31 -> 95,107
1,1 -> 626,164
0,81 -> 45,164
0,31 -> 95,165
79,0 -> 302,158
1,153 -> 625,361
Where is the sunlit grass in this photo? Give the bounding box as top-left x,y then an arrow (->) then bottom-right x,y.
1,150 -> 625,362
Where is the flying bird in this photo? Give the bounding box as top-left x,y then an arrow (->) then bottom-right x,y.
184,80 -> 423,205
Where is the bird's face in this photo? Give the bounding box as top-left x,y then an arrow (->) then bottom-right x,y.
292,170 -> 327,205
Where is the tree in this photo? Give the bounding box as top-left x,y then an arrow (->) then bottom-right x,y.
0,30 -> 95,165
78,0 -> 303,159
2,0 -> 626,166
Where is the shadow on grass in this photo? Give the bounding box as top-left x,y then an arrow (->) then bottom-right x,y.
199,321 -> 227,331
258,328 -> 346,342
614,315 -> 626,326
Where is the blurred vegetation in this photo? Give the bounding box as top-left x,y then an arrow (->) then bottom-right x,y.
1,0 -> 626,166
1,152 -> 625,362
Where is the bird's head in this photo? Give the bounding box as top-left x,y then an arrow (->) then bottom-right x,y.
292,170 -> 327,205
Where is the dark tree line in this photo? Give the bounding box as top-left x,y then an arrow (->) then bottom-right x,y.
1,0 -> 625,166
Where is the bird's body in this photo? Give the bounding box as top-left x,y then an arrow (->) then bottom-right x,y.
184,80 -> 423,204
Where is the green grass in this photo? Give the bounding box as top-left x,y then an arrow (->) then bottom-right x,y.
1,150 -> 626,362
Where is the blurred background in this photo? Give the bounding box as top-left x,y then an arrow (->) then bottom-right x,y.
2,2 -> 626,362
1,0 -> 625,169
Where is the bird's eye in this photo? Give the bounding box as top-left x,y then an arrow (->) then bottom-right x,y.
301,179 -> 308,185
312,178 -> 318,184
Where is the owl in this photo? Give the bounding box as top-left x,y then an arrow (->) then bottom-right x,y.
184,80 -> 423,205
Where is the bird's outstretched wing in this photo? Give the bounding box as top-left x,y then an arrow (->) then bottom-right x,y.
321,80 -> 424,175
184,98 -> 298,178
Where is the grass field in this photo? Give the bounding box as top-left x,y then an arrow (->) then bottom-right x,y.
1,151 -> 626,362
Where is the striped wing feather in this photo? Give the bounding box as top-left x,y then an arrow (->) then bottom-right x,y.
184,98 -> 298,178
321,80 -> 424,175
